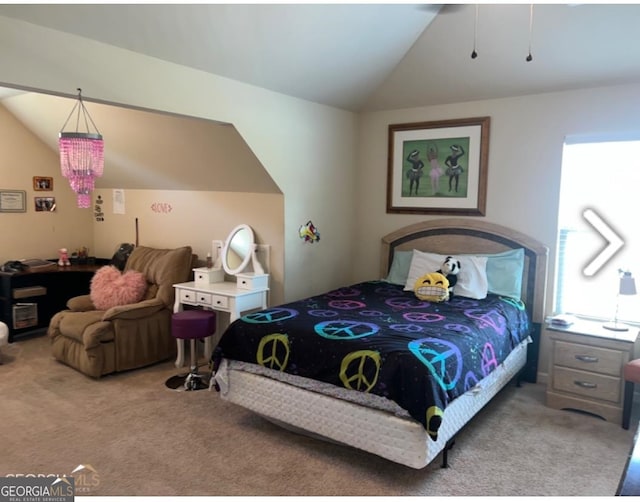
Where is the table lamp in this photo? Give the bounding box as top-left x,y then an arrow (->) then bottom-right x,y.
603,269 -> 637,331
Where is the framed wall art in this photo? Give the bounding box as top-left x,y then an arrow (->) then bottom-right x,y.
387,116 -> 490,215
34,196 -> 56,212
33,176 -> 53,191
0,190 -> 27,213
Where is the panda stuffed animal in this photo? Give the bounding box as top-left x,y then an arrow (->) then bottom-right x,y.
437,256 -> 461,299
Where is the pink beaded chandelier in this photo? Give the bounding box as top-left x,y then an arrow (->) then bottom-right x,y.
58,88 -> 104,208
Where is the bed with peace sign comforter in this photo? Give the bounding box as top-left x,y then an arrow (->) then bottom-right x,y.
212,280 -> 531,441
211,219 -> 547,469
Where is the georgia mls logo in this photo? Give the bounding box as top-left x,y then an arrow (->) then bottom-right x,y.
51,476 -> 73,487
70,465 -> 99,493
0,475 -> 74,502
3,464 -> 99,497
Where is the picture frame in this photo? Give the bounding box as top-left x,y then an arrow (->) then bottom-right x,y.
0,190 -> 27,213
387,116 -> 490,216
34,196 -> 56,212
33,176 -> 53,191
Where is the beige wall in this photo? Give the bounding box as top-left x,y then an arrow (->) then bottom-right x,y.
92,189 -> 284,306
0,100 -> 286,304
0,15 -> 358,304
0,105 -> 93,261
3,93 -> 281,194
356,82 -> 640,381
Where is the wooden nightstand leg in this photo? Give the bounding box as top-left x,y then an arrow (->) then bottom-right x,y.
623,381 -> 635,430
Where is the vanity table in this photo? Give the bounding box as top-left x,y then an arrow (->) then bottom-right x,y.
172,223 -> 270,368
172,276 -> 269,366
173,276 -> 269,322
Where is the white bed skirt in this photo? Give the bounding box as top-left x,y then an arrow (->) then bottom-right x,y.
215,339 -> 529,469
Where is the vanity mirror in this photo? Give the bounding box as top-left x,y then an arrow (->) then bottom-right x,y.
221,224 -> 264,275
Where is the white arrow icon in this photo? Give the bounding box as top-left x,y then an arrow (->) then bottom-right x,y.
582,209 -> 624,277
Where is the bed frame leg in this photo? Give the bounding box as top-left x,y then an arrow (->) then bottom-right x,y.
515,370 -> 523,388
441,439 -> 455,468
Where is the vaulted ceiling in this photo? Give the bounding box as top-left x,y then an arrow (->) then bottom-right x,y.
1,3 -> 639,112
1,4 -> 640,192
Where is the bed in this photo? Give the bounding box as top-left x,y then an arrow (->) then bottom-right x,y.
212,218 -> 548,469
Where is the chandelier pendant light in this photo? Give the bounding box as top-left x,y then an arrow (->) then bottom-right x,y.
58,88 -> 104,208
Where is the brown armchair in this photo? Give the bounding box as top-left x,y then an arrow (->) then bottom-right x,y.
48,245 -> 193,378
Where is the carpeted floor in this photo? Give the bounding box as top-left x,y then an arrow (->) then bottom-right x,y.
0,334 -> 636,496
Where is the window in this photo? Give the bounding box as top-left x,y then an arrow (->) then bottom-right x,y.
555,138 -> 640,323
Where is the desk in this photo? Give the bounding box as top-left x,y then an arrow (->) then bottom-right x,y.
0,263 -> 105,342
172,280 -> 269,367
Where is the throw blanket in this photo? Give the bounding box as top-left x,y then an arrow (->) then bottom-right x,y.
213,280 -> 531,439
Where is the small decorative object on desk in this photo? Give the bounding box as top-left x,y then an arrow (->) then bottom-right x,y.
549,314 -> 577,327
20,259 -> 56,271
206,253 -> 213,269
77,246 -> 89,265
58,248 -> 71,267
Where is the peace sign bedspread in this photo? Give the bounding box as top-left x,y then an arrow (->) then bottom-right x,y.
213,280 -> 531,439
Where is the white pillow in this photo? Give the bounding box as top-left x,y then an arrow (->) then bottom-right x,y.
404,250 -> 489,300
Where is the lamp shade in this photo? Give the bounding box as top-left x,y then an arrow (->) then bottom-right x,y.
620,271 -> 637,296
604,269 -> 636,331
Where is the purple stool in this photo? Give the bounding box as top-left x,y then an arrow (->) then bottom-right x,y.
170,310 -> 216,391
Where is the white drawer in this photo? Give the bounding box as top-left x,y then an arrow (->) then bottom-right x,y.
210,295 -> 229,309
179,289 -> 198,305
194,267 -> 224,285
179,290 -> 228,309
196,292 -> 212,305
237,273 -> 269,290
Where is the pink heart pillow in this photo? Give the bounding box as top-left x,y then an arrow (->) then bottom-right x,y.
90,265 -> 148,310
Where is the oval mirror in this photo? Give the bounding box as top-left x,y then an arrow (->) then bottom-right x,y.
222,224 -> 255,275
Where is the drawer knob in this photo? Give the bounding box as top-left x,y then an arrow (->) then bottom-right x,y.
575,355 -> 598,363
574,380 -> 597,389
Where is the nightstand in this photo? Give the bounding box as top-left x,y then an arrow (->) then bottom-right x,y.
546,319 -> 638,424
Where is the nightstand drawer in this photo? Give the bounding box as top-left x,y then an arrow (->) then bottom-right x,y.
554,340 -> 624,376
553,366 -> 621,403
546,321 -> 638,423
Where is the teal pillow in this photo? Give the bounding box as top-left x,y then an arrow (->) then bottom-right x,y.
384,250 -> 413,285
480,248 -> 525,300
385,247 -> 524,299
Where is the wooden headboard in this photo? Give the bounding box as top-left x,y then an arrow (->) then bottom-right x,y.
381,218 -> 548,322
381,219 -> 548,382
